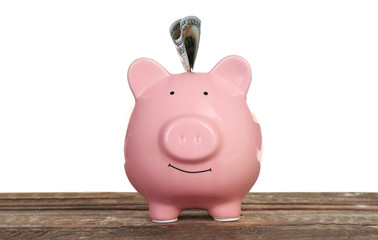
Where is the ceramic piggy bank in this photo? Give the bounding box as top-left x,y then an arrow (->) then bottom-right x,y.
124,55 -> 262,223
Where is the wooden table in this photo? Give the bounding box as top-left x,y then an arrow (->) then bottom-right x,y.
0,192 -> 377,239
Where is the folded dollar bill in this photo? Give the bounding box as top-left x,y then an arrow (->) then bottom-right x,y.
169,16 -> 201,72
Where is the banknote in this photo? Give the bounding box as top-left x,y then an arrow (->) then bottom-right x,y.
169,16 -> 201,72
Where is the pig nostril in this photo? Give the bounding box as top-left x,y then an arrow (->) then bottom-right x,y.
180,135 -> 186,143
195,134 -> 202,143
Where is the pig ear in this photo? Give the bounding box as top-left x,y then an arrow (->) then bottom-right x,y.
128,58 -> 170,98
210,55 -> 252,96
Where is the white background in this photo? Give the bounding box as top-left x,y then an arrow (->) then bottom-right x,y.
0,0 -> 377,192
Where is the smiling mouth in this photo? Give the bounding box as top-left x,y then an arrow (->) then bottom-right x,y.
168,164 -> 212,174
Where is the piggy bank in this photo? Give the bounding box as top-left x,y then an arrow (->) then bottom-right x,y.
124,55 -> 262,223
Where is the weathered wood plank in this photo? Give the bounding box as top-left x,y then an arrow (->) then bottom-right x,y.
1,209 -> 378,227
0,192 -> 377,240
1,192 -> 377,210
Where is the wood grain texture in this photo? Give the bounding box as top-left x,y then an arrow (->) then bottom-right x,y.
0,192 -> 377,239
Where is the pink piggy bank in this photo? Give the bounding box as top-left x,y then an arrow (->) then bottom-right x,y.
124,55 -> 262,223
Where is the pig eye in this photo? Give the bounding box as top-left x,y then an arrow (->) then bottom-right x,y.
170,91 -> 175,95
203,91 -> 208,96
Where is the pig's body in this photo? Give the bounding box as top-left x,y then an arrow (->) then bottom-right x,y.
125,56 -> 262,223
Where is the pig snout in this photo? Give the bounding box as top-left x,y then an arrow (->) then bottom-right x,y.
160,117 -> 220,161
